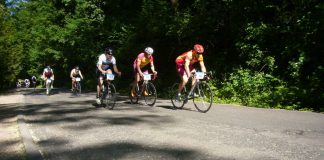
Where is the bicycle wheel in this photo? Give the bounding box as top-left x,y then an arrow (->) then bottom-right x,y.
170,83 -> 186,109
104,83 -> 116,110
129,84 -> 139,104
193,82 -> 213,113
144,82 -> 157,106
76,82 -> 82,95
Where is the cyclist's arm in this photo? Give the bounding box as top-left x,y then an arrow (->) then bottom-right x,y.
136,59 -> 143,76
184,60 -> 191,77
150,61 -> 157,73
199,61 -> 207,73
79,71 -> 84,79
113,64 -> 121,76
70,70 -> 74,79
97,64 -> 105,74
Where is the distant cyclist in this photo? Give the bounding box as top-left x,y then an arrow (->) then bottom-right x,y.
175,44 -> 207,99
96,47 -> 122,104
41,65 -> 55,92
130,47 -> 157,97
70,66 -> 84,91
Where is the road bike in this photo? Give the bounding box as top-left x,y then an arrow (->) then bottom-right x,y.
99,73 -> 116,109
72,77 -> 82,95
129,74 -> 157,106
170,72 -> 213,113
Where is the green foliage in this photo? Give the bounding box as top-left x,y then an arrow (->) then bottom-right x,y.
215,69 -> 295,109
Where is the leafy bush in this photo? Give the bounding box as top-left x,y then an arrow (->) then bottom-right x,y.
214,69 -> 297,109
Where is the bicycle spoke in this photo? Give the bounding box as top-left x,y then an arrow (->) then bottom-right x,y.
193,82 -> 213,113
144,82 -> 157,106
170,83 -> 186,109
129,84 -> 139,104
105,84 -> 116,110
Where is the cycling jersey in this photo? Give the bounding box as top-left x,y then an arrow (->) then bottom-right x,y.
97,54 -> 116,71
176,50 -> 203,76
43,68 -> 53,78
133,52 -> 154,69
176,50 -> 203,65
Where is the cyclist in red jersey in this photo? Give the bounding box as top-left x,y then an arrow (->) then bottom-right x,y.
175,44 -> 207,98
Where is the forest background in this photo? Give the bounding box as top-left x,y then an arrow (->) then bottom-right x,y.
0,0 -> 323,111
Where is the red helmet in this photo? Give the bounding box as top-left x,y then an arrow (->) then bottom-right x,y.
194,44 -> 204,53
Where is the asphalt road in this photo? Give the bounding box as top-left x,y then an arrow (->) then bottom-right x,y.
17,89 -> 324,160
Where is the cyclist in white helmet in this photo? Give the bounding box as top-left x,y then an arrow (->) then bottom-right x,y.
130,47 -> 157,97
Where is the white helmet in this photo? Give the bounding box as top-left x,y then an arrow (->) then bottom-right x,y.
145,47 -> 154,54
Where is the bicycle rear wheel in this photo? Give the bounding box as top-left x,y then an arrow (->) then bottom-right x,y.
144,82 -> 157,106
170,83 -> 186,109
193,82 -> 213,113
104,83 -> 116,109
129,84 -> 139,104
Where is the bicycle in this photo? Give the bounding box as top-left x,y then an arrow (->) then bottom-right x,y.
170,72 -> 213,113
99,73 -> 117,109
129,74 -> 157,106
72,77 -> 82,95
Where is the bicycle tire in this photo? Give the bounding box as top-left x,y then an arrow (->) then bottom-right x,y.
103,83 -> 116,110
193,82 -> 213,113
144,82 -> 157,106
170,83 -> 186,109
76,82 -> 81,95
129,84 -> 139,104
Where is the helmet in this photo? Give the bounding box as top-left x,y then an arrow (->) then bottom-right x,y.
194,44 -> 204,54
47,66 -> 51,69
144,47 -> 154,54
105,47 -> 113,55
75,66 -> 79,70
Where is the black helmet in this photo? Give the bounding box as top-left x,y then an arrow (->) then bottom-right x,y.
105,47 -> 113,55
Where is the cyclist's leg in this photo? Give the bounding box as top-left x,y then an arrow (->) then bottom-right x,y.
131,69 -> 140,96
97,76 -> 103,97
176,63 -> 187,94
71,77 -> 75,90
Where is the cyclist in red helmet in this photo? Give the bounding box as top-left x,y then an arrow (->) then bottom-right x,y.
175,44 -> 207,98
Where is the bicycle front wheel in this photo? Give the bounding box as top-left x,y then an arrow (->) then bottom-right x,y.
76,82 -> 82,95
144,82 -> 157,106
170,83 -> 186,109
193,82 -> 213,113
104,83 -> 116,110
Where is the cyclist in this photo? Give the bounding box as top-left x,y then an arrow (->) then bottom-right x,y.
130,47 -> 157,97
41,65 -> 54,94
96,47 -> 122,104
175,44 -> 207,99
70,66 -> 84,91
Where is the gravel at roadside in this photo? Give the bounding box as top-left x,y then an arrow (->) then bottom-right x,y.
0,94 -> 27,160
